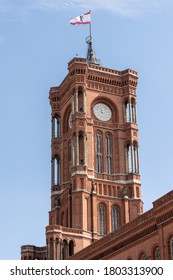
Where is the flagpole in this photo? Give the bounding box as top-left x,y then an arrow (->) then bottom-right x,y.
85,10 -> 100,65
89,10 -> 92,41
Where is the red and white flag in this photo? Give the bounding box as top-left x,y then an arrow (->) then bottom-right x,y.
70,11 -> 91,25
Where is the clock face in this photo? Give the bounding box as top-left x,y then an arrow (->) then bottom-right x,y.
93,103 -> 112,121
68,111 -> 72,128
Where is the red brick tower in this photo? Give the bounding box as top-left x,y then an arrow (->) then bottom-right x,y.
46,56 -> 143,259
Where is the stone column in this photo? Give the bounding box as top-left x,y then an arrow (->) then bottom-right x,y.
75,88 -> 78,112
123,103 -> 126,122
53,239 -> 56,260
52,118 -> 55,138
51,160 -> 54,186
84,134 -> 87,165
83,90 -> 86,113
130,144 -> 133,173
133,145 -> 137,173
56,240 -> 61,260
137,144 -> 140,173
66,241 -> 69,259
124,196 -> 130,223
76,133 -> 79,165
47,239 -> 50,260
133,102 -> 137,123
59,240 -> 63,260
72,136 -> 75,166
125,145 -> 128,173
72,93 -> 75,114
128,101 -> 131,122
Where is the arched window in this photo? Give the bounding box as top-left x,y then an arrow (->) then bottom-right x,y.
52,156 -> 61,186
96,132 -> 102,173
125,100 -> 137,123
131,100 -> 137,123
170,237 -> 173,259
98,204 -> 106,235
79,133 -> 84,165
126,144 -> 133,173
126,143 -> 139,174
133,142 -> 139,174
112,206 -> 119,231
139,252 -> 147,260
125,101 -> 131,122
78,90 -> 84,112
52,116 -> 60,137
106,134 -> 112,174
153,247 -> 161,260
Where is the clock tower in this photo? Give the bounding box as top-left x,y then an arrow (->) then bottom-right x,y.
46,55 -> 143,259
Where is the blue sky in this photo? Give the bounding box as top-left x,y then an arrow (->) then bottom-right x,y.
0,0 -> 173,259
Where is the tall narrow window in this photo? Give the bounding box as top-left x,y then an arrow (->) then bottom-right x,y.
125,100 -> 137,123
170,237 -> 173,259
125,101 -> 131,122
78,90 -> 84,112
139,252 -> 147,260
53,156 -> 60,185
96,132 -> 102,173
133,143 -> 139,174
126,143 -> 139,174
106,134 -> 112,174
112,206 -> 119,231
98,204 -> 105,235
153,247 -> 161,260
79,133 -> 84,165
131,101 -> 137,123
127,144 -> 133,173
52,117 -> 60,137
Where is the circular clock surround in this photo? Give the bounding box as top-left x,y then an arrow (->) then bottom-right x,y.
93,103 -> 112,121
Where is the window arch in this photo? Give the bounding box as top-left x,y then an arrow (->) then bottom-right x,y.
112,206 -> 119,231
98,204 -> 106,235
96,132 -> 102,173
153,247 -> 161,260
106,134 -> 112,174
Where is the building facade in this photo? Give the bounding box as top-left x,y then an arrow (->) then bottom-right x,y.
21,57 -> 173,260
68,190 -> 173,260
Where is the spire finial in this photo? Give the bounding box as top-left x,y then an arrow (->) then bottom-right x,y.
86,36 -> 97,64
86,11 -> 101,65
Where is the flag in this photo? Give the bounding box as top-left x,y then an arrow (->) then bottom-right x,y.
70,11 -> 91,25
